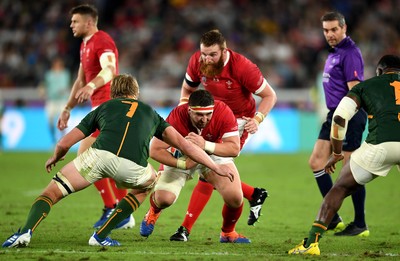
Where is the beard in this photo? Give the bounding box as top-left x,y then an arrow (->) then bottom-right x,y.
200,56 -> 224,77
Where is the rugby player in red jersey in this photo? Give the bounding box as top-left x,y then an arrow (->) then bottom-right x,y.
168,29 -> 277,241
141,89 -> 251,243
57,4 -> 134,229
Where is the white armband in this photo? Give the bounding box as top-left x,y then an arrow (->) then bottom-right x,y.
204,141 -> 216,154
98,52 -> 116,83
330,97 -> 358,140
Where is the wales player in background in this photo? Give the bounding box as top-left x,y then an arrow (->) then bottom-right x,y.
170,29 -> 277,241
289,54 -> 400,255
57,4 -> 134,229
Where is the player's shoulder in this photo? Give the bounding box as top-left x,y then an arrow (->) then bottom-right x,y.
137,99 -> 155,111
228,49 -> 258,73
93,30 -> 116,44
229,49 -> 251,63
95,30 -> 112,38
214,100 -> 227,108
169,103 -> 188,119
214,100 -> 234,115
358,74 -> 384,88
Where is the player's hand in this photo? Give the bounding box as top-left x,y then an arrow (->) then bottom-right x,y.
75,85 -> 94,103
57,110 -> 70,130
324,153 -> 344,174
242,116 -> 259,134
185,132 -> 205,148
45,155 -> 65,173
214,164 -> 234,182
45,156 -> 58,173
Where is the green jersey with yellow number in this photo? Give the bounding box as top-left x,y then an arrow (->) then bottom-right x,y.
349,73 -> 400,144
77,98 -> 170,167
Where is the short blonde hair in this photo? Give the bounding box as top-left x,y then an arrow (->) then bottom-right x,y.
111,74 -> 139,99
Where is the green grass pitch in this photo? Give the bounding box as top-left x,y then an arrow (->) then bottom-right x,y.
0,152 -> 399,260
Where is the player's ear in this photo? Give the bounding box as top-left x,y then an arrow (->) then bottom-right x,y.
376,67 -> 383,76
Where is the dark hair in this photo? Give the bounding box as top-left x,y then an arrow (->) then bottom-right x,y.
376,54 -> 400,75
70,4 -> 98,22
200,29 -> 227,49
188,90 -> 214,107
320,11 -> 346,27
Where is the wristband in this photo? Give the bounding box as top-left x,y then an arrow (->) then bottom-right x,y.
204,141 -> 216,154
63,106 -> 71,113
252,118 -> 260,126
87,82 -> 96,90
333,152 -> 343,157
176,158 -> 186,170
254,111 -> 265,124
179,97 -> 189,106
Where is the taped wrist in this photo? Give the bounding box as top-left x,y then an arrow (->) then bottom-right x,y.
176,158 -> 186,170
254,111 -> 265,124
87,82 -> 96,90
179,97 -> 189,106
204,141 -> 216,154
63,106 -> 72,113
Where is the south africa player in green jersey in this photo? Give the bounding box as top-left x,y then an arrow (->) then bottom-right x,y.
289,54 -> 400,255
2,74 -> 234,248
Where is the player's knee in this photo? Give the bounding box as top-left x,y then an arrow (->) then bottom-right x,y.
224,194 -> 243,208
154,190 -> 176,208
308,156 -> 317,170
308,155 -> 326,171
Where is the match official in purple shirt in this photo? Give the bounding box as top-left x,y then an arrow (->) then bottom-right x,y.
308,11 -> 369,237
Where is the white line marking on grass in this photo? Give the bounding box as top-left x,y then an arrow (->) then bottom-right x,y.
4,249 -> 399,257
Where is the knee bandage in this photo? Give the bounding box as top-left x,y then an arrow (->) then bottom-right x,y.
53,172 -> 75,197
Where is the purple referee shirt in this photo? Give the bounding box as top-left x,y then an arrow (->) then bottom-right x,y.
322,36 -> 364,110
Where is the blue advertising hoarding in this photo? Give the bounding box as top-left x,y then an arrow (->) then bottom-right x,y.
1,106 -> 318,153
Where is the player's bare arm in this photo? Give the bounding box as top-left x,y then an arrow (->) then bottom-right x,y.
45,128 -> 86,172
150,137 -> 197,170
185,132 -> 240,157
179,80 -> 196,105
243,81 -> 277,134
57,64 -> 86,130
162,126 -> 234,182
347,80 -> 360,90
324,95 -> 360,174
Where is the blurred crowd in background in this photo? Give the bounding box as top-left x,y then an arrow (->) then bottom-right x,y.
0,0 -> 399,94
